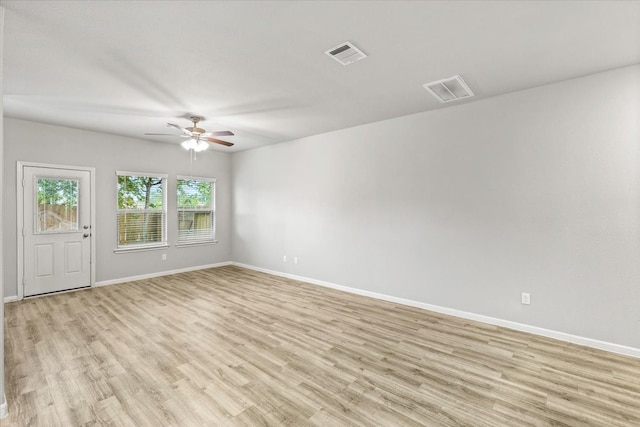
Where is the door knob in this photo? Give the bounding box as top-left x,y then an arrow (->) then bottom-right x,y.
83,225 -> 89,229
83,233 -> 89,238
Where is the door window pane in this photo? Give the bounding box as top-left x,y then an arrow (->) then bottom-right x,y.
36,177 -> 79,232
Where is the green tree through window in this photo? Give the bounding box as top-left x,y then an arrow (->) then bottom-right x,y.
117,173 -> 167,249
36,178 -> 79,232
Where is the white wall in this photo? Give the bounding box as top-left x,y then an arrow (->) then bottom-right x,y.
232,65 -> 640,349
3,118 -> 233,298
1,5 -> 6,417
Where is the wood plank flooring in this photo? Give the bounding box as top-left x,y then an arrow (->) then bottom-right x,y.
3,265 -> 640,426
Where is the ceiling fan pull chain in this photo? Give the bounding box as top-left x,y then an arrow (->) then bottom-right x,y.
190,148 -> 194,175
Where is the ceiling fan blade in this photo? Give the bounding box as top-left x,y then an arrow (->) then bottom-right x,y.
203,137 -> 234,147
155,134 -> 190,138
201,130 -> 234,137
167,122 -> 192,136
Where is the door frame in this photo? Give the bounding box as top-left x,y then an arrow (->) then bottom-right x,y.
17,161 -> 96,300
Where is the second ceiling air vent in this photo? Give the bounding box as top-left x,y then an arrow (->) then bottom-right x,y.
325,41 -> 367,66
423,75 -> 474,103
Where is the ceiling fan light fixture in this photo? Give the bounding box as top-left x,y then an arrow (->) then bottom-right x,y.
181,139 -> 197,150
195,140 -> 209,152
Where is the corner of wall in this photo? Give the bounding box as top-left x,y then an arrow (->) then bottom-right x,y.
0,4 -> 7,419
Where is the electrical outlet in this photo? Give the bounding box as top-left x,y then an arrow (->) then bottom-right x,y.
521,292 -> 531,305
283,255 -> 287,262
294,257 -> 298,264
162,254 -> 167,261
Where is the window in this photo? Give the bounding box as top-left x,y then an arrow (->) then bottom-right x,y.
116,171 -> 167,251
36,177 -> 79,232
177,176 -> 216,245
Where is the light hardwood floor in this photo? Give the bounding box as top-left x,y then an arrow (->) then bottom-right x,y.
3,265 -> 640,426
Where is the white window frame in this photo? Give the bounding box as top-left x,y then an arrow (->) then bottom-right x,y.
115,171 -> 168,253
176,175 -> 217,247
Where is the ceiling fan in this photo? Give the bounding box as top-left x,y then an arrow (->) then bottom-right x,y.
146,116 -> 234,150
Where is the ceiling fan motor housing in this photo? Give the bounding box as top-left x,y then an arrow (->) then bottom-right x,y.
187,126 -> 206,134
189,116 -> 206,134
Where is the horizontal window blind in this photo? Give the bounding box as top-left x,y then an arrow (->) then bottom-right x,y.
117,210 -> 166,246
178,210 -> 215,243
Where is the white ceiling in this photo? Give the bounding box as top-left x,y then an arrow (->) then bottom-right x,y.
3,1 -> 640,152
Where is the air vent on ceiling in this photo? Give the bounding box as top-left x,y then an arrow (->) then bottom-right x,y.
325,41 -> 367,66
423,75 -> 474,103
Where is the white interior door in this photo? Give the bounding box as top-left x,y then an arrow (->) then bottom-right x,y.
23,166 -> 92,297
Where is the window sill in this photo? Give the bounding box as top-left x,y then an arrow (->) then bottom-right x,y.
114,243 -> 169,254
176,240 -> 218,248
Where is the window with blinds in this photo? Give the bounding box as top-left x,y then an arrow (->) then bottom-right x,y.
177,176 -> 215,245
116,172 -> 168,251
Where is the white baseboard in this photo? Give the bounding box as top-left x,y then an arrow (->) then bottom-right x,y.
231,262 -> 640,359
7,261 -> 639,359
4,263 -> 233,302
95,261 -> 232,287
